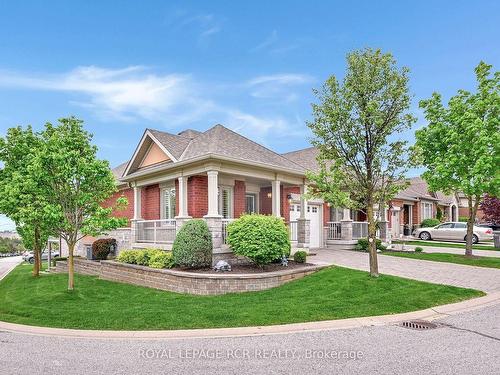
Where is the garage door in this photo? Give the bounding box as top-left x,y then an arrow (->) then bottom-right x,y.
289,204 -> 321,248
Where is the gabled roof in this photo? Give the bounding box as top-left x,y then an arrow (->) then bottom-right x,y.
111,161 -> 129,180
148,129 -> 191,160
394,177 -> 440,202
282,147 -> 321,173
179,124 -> 305,171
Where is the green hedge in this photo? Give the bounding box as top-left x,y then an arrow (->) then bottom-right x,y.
420,218 -> 440,228
227,214 -> 290,266
459,216 -> 469,222
116,249 -> 174,269
172,220 -> 212,268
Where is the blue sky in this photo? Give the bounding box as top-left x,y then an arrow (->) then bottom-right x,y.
0,0 -> 499,230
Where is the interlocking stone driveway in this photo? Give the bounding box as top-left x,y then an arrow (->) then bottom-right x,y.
312,249 -> 500,292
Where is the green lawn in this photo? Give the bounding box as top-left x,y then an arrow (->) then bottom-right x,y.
0,263 -> 483,330
383,251 -> 500,269
393,240 -> 498,251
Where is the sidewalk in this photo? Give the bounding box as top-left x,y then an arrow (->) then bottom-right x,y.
390,243 -> 500,258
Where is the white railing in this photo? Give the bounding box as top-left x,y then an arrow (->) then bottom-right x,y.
135,219 -> 176,244
327,222 -> 342,240
222,219 -> 235,244
289,221 -> 298,241
352,221 -> 368,239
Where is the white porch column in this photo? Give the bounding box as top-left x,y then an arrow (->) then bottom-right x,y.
341,208 -> 353,240
176,176 -> 190,218
271,180 -> 281,217
206,170 -> 220,217
299,184 -> 308,219
133,186 -> 142,220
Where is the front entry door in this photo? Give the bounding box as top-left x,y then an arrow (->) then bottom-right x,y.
290,203 -> 321,248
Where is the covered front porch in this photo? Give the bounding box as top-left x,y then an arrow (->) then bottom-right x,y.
128,163 -> 313,254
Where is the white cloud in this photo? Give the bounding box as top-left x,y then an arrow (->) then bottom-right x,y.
250,30 -> 278,52
246,73 -> 315,102
0,65 -> 311,142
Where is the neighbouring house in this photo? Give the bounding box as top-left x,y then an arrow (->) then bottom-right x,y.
385,177 -> 486,237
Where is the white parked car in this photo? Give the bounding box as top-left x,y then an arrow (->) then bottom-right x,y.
22,249 -> 60,264
414,222 -> 493,244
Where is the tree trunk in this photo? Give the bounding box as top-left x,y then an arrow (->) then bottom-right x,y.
32,226 -> 41,277
68,242 -> 75,290
367,200 -> 379,277
465,196 -> 480,257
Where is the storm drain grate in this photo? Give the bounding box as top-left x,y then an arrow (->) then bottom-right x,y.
400,320 -> 439,330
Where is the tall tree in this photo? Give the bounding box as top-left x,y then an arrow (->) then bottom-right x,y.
480,195 -> 500,225
415,62 -> 499,256
34,117 -> 127,290
0,127 -> 56,276
308,48 -> 415,277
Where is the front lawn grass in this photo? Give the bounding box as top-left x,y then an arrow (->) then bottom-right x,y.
383,251 -> 500,269
0,264 -> 483,330
393,240 -> 497,251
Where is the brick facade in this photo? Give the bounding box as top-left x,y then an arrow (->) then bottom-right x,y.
281,186 -> 300,222
102,187 -> 134,226
188,175 -> 208,218
142,184 -> 160,220
259,186 -> 272,215
323,204 -> 330,226
233,180 -> 246,218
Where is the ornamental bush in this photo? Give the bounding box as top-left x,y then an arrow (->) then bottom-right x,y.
420,218 -> 440,228
293,250 -> 307,263
135,249 -> 153,266
92,238 -> 116,260
172,220 -> 212,268
116,249 -> 139,264
227,214 -> 290,266
414,247 -> 424,253
355,238 -> 386,252
149,251 -> 175,269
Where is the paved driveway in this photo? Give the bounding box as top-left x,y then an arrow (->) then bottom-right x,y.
311,250 -> 500,292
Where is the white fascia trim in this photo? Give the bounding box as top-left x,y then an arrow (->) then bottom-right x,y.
123,130 -> 178,177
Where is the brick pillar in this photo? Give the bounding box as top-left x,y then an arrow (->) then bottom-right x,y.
296,218 -> 310,249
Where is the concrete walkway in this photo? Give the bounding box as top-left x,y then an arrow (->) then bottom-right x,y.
311,249 -> 500,292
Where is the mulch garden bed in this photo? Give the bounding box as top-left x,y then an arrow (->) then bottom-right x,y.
173,261 -> 315,274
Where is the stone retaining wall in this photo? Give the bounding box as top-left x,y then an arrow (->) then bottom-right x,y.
54,258 -> 327,295
54,258 -> 101,276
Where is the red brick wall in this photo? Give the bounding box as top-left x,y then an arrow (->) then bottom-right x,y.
281,186 -> 300,222
233,180 -> 246,218
102,187 -> 134,225
142,184 -> 160,220
188,175 -> 208,218
259,187 -> 272,215
323,204 -> 330,226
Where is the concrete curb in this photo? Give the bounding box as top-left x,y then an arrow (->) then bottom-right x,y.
1,292 -> 499,340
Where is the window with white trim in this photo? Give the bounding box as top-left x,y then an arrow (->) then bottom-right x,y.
218,186 -> 233,219
245,193 -> 257,214
161,187 -> 176,219
421,202 -> 433,220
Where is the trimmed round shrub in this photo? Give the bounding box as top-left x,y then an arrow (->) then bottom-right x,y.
227,214 -> 291,266
149,251 -> 175,269
172,220 -> 213,268
92,238 -> 116,260
414,246 -> 424,253
293,250 -> 307,263
420,218 -> 440,228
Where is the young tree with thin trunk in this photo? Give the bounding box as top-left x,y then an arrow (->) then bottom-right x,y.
0,127 -> 56,276
415,62 -> 499,256
34,117 -> 127,290
307,48 -> 416,277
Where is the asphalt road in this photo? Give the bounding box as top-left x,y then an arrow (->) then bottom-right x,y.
1,303 -> 499,375
0,256 -> 22,281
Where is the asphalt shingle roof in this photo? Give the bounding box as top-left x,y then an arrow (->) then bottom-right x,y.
148,129 -> 191,160
281,147 -> 321,173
